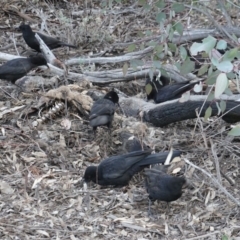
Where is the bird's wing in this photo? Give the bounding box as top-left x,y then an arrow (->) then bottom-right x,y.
145,177 -> 160,194
124,136 -> 144,153
100,150 -> 151,179
0,59 -> 31,75
172,81 -> 195,96
37,32 -> 61,47
89,99 -> 115,120
155,82 -> 191,102
120,132 -> 146,153
146,173 -> 185,190
37,32 -> 76,48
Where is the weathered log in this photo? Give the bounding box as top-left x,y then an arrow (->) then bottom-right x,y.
119,95 -> 240,127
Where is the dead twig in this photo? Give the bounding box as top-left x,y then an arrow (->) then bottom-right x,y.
184,158 -> 240,206
210,139 -> 222,184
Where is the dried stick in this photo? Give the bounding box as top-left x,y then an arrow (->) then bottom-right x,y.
210,139 -> 222,184
216,0 -> 233,27
184,158 -> 240,206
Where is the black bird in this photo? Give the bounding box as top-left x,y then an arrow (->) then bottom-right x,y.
144,168 -> 186,212
120,131 -> 150,153
89,91 -> 119,133
146,77 -> 198,103
18,24 -> 77,52
145,75 -> 170,101
0,55 -> 48,84
83,150 -> 182,187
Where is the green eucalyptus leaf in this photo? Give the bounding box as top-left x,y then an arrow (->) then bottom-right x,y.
204,106 -> 212,121
172,3 -> 185,13
228,126 -> 240,136
224,88 -> 233,96
215,73 -> 228,98
155,0 -> 165,8
127,44 -> 136,52
228,126 -> 240,137
138,0 -> 146,5
153,61 -> 161,68
216,40 -> 227,50
175,22 -> 183,35
216,61 -> 233,72
179,46 -> 187,61
145,83 -> 153,95
220,100 -> 226,113
156,12 -> 166,23
197,65 -> 209,76
206,70 -> 221,85
180,58 -> 195,75
190,36 -> 217,55
223,48 -> 239,61
207,92 -> 215,101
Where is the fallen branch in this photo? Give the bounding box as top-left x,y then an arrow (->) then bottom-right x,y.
0,52 -> 192,84
35,33 -> 56,65
65,46 -> 154,66
119,95 -> 240,127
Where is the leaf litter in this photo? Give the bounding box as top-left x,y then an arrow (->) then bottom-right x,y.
0,1 -> 239,239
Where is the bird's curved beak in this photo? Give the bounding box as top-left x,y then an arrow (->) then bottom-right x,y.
184,178 -> 194,189
45,64 -> 50,69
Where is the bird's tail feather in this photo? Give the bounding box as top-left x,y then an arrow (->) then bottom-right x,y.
141,150 -> 182,166
61,43 -> 77,48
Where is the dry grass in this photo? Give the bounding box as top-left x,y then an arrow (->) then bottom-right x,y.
0,1 -> 239,239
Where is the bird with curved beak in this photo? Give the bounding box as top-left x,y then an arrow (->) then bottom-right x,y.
0,55 -> 49,84
18,24 -> 77,53
146,76 -> 201,103
83,149 -> 182,187
89,90 -> 120,135
144,167 -> 186,213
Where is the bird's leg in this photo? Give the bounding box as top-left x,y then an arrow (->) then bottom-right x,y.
107,123 -> 112,139
108,127 -> 112,136
105,127 -> 112,148
92,128 -> 97,141
166,202 -> 170,214
94,130 -> 97,138
148,199 -> 153,216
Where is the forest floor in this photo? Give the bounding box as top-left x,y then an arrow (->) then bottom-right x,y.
0,1 -> 239,239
